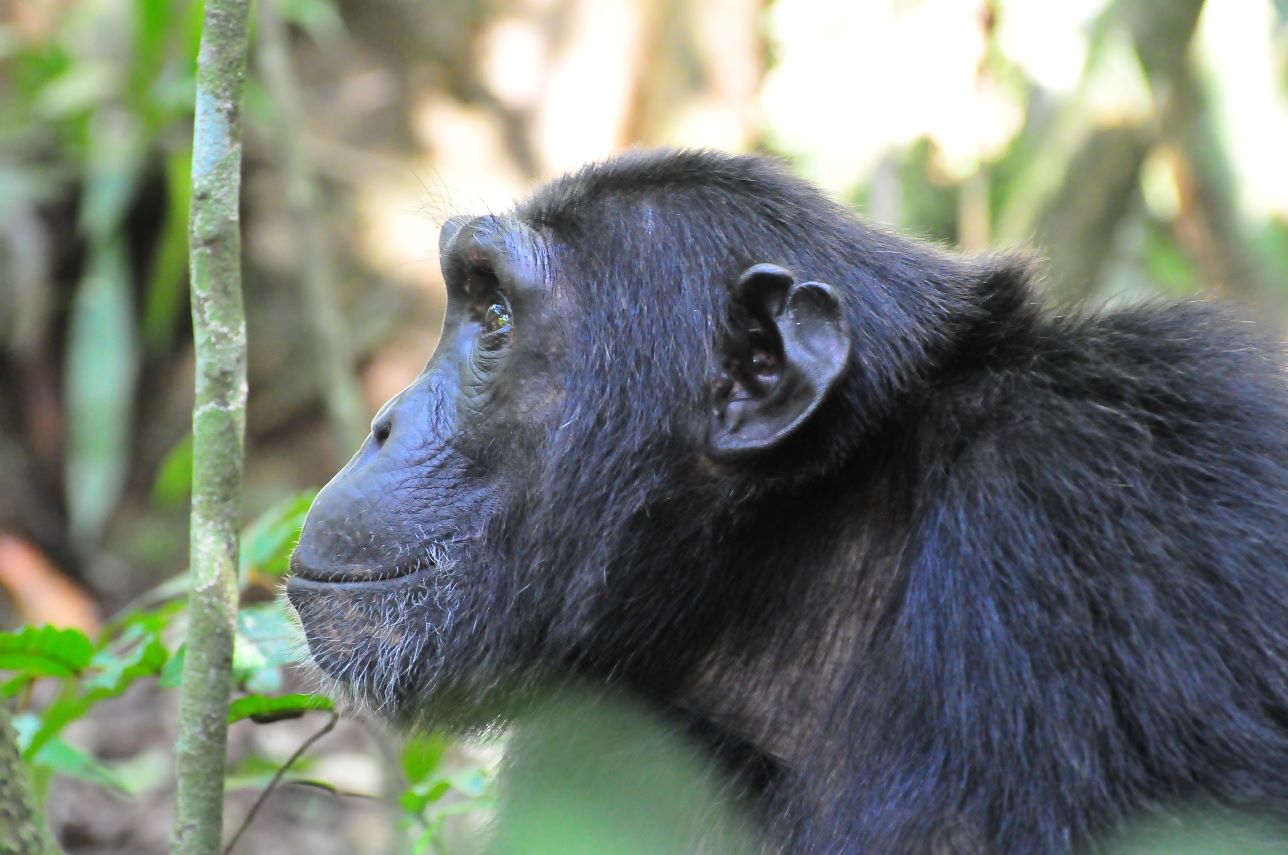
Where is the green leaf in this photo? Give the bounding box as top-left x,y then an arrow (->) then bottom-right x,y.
411,820 -> 443,854
239,491 -> 316,579
150,433 -> 194,507
107,746 -> 171,795
132,0 -> 173,82
33,737 -> 133,795
399,759 -> 491,818
401,731 -> 449,784
401,779 -> 452,814
83,634 -> 168,695
235,602 -> 306,674
0,625 -> 93,677
159,643 -> 185,689
63,235 -> 138,547
142,150 -> 193,354
22,632 -> 170,759
227,692 -> 334,724
63,110 -> 145,546
10,711 -> 39,750
1,674 -> 31,698
223,754 -> 336,795
78,111 -> 145,240
102,598 -> 185,640
32,62 -> 120,118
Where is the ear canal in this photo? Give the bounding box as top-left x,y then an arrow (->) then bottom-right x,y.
710,267 -> 851,461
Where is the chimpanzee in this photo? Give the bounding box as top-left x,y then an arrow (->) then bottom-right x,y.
287,149 -> 1288,853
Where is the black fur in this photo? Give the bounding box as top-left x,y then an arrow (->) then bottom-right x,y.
288,149 -> 1288,853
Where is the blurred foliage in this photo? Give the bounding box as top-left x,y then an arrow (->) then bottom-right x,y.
1,0 -> 203,565
0,0 -> 417,605
491,693 -> 759,855
1,495 -> 312,777
400,731 -> 494,853
0,490 -> 492,853
1103,811 -> 1288,854
768,0 -> 1288,311
0,494 -> 397,843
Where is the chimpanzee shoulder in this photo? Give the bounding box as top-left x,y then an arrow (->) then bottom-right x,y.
872,297 -> 1288,848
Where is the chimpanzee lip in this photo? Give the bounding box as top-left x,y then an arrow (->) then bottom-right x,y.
287,552 -> 433,587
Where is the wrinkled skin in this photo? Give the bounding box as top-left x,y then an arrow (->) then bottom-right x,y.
288,213 -> 573,717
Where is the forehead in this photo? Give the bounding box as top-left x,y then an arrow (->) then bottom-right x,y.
441,213 -> 550,297
518,150 -> 778,215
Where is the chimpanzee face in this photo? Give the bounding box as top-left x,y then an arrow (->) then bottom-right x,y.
287,154 -> 849,722
287,214 -> 562,714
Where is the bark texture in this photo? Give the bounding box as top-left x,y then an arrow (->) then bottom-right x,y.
0,709 -> 60,855
171,1 -> 252,852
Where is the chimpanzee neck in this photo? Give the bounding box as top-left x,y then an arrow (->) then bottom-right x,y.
675,440 -> 920,773
673,258 -> 1033,768
669,257 -> 1038,821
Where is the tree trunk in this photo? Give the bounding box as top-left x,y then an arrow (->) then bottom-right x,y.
0,708 -> 60,855
170,0 -> 253,852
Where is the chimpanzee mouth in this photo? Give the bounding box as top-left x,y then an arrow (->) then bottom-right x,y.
287,552 -> 436,587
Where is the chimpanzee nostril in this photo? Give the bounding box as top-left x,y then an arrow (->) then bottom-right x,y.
371,413 -> 393,447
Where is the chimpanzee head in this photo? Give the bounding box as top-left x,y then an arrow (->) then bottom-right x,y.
286,149 -> 968,725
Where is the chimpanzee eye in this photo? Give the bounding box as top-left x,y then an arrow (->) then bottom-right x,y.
479,299 -> 512,342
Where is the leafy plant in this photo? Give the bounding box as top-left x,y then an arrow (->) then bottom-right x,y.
400,732 -> 494,854
0,493 -> 337,817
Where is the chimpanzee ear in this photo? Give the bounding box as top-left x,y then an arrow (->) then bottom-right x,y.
709,263 -> 850,461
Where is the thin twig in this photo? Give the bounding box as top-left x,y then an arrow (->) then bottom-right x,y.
222,712 -> 339,855
172,0 -> 252,849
